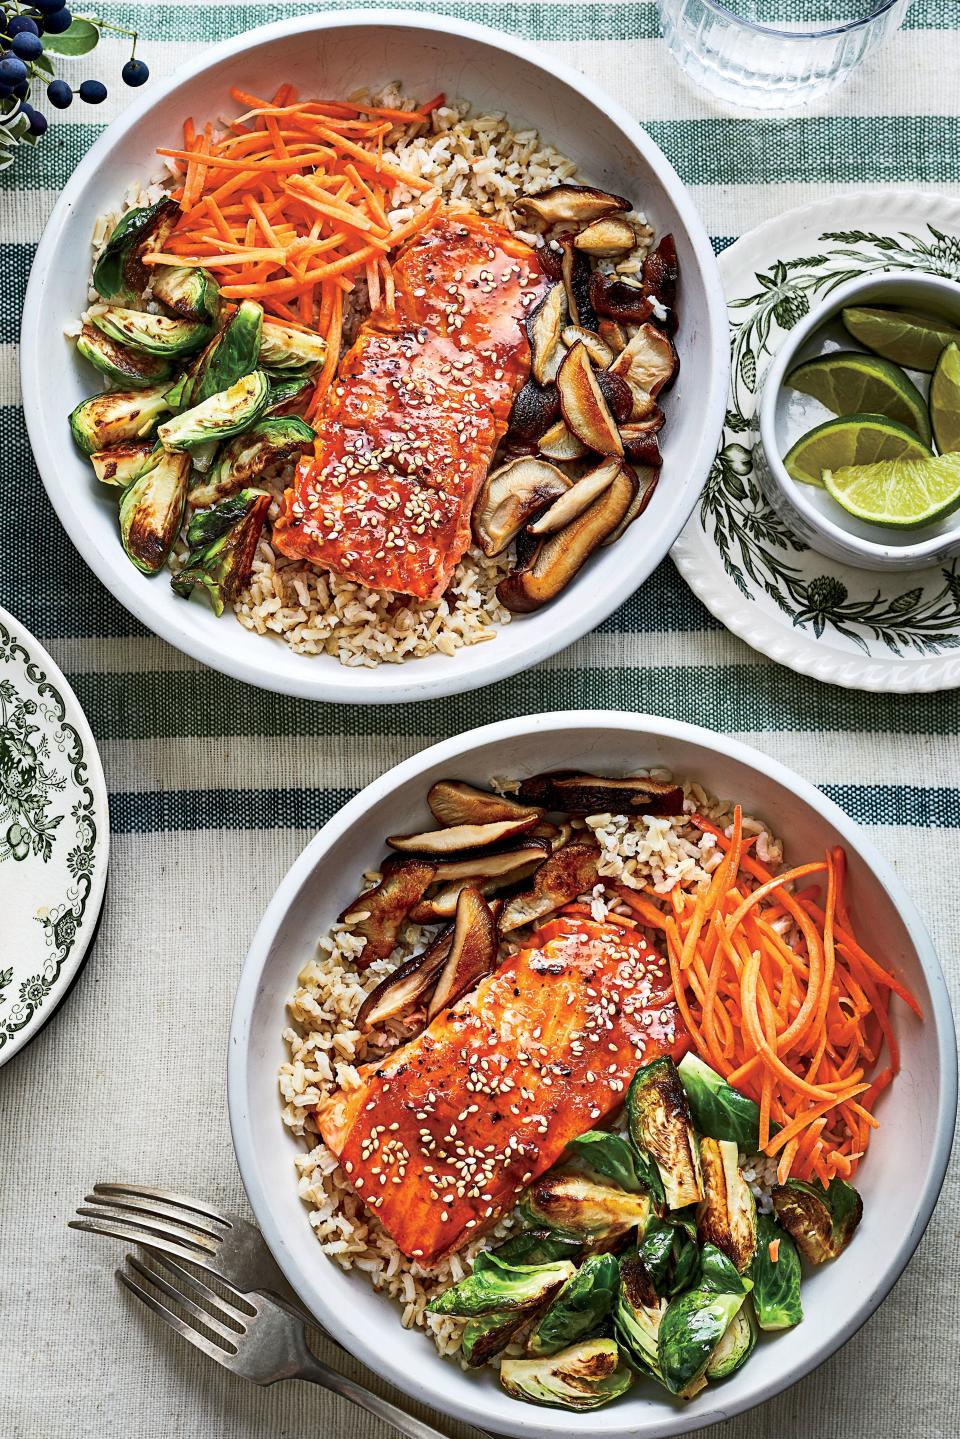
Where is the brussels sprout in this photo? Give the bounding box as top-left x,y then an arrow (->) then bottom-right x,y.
92,306 -> 211,358
697,1138 -> 757,1273
259,318 -> 327,371
69,384 -> 172,455
527,1254 -> 619,1357
189,416 -> 315,508
492,1231 -> 583,1267
750,1212 -> 803,1330
705,1307 -> 755,1380
521,1172 -> 651,1243
150,264 -> 221,324
678,1053 -> 765,1150
90,441 -> 155,488
170,488 -> 270,615
462,1310 -> 530,1367
186,300 -> 264,406
637,1215 -> 701,1297
118,446 -> 190,575
159,371 -> 270,452
614,1254 -> 667,1379
657,1265 -> 752,1398
698,1242 -> 748,1295
93,197 -> 180,303
566,1130 -> 665,1206
75,323 -> 172,389
670,1232 -> 701,1295
265,370 -> 315,416
164,372 -> 192,411
500,1338 -> 633,1411
772,1177 -> 863,1264
628,1057 -> 704,1210
427,1252 -> 576,1319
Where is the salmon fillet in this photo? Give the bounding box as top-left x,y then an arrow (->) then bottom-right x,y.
273,209 -> 546,601
316,913 -> 690,1263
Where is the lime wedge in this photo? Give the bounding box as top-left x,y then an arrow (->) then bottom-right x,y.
930,341 -> 960,453
823,453 -> 960,528
783,413 -> 931,489
785,351 -> 932,445
841,306 -> 960,373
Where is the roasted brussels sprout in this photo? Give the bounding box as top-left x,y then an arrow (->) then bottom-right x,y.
69,384 -> 172,455
750,1212 -> 803,1330
492,1231 -> 583,1267
259,319 -> 328,371
698,1242 -> 748,1294
93,197 -> 180,303
638,1216 -> 701,1297
697,1138 -> 757,1273
92,305 -> 211,358
678,1053 -> 764,1150
170,488 -> 270,615
118,446 -> 190,575
186,299 -> 264,406
150,264 -> 221,324
427,1252 -> 576,1319
628,1058 -> 704,1211
521,1172 -> 651,1243
76,323 -> 172,389
90,441 -> 155,488
614,1254 -> 667,1379
772,1176 -> 863,1264
500,1338 -> 633,1411
158,370 -> 270,452
189,416 -> 315,507
657,1259 -> 752,1398
462,1310 -> 530,1367
565,1130 -> 665,1207
527,1254 -> 619,1357
265,370 -> 315,416
705,1307 -> 755,1380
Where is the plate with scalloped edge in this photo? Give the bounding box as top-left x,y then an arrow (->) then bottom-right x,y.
671,189 -> 960,692
0,604 -> 109,1068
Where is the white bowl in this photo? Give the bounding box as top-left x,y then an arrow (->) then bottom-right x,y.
756,270 -> 960,570
229,709 -> 957,1439
21,10 -> 727,705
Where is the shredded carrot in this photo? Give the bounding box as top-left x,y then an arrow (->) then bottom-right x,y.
768,1238 -> 781,1263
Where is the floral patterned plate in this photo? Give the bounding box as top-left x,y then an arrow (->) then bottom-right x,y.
671,190 -> 960,691
0,604 -> 108,1067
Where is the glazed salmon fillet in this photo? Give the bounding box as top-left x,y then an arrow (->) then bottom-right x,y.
316,913 -> 690,1263
273,209 -> 546,601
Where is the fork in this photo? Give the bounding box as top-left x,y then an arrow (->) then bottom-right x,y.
118,1253 -> 462,1439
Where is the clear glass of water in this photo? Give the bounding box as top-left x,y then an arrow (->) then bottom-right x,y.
657,0 -> 910,111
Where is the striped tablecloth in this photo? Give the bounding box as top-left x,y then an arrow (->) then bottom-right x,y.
2,5 -> 957,1437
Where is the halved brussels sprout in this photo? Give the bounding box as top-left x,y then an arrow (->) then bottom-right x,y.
259,319 -> 327,372
164,372 -> 191,411
150,264 -> 221,324
565,1130 -> 664,1206
657,1264 -> 752,1398
118,446 -> 190,575
76,323 -> 172,389
462,1310 -> 530,1367
772,1177 -> 863,1264
170,488 -> 270,615
697,1138 -> 757,1273
185,300 -> 264,407
678,1053 -> 764,1151
500,1338 -> 633,1411
69,384 -> 172,455
492,1231 -> 583,1268
92,306 -> 211,358
159,370 -> 270,452
427,1252 -> 576,1319
527,1253 -> 619,1357
521,1172 -> 650,1243
639,1216 -> 701,1297
615,1254 -> 667,1379
750,1212 -> 803,1330
189,416 -> 315,507
705,1307 -> 755,1381
90,441 -> 155,488
698,1242 -> 748,1295
628,1057 -> 704,1210
265,370 -> 315,416
93,197 -> 180,303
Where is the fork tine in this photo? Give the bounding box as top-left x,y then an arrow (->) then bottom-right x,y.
125,1256 -> 246,1342
82,1190 -> 226,1242
146,1255 -> 255,1325
117,1264 -> 239,1367
93,1182 -> 233,1227
73,1207 -> 219,1253
69,1216 -> 216,1266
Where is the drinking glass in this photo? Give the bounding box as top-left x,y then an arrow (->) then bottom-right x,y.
657,0 -> 910,111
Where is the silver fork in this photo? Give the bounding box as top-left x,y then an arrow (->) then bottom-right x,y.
118,1253 -> 460,1439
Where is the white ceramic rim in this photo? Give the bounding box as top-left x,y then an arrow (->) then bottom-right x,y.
20,9 -> 728,706
758,269 -> 960,566
0,603 -> 110,1069
228,708 -> 958,1438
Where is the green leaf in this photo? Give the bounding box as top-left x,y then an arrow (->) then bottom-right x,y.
33,52 -> 55,77
42,20 -> 101,57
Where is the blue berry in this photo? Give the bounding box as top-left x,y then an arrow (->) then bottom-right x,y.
8,17 -> 40,37
121,58 -> 149,88
46,77 -> 72,108
12,31 -> 43,60
22,103 -> 47,136
0,55 -> 27,84
78,78 -> 106,104
42,7 -> 72,33
13,79 -> 28,98
34,0 -> 67,12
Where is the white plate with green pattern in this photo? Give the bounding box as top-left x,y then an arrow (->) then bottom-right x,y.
672,190 -> 960,692
0,605 -> 109,1068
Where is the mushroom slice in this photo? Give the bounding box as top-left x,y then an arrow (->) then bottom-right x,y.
527,283 -> 568,385
355,926 -> 454,1031
595,369 -> 633,425
642,234 -> 679,320
603,466 -> 660,545
589,270 -> 655,326
431,838 -> 552,884
609,324 -> 679,399
428,780 -> 544,828
620,427 -> 663,468
560,238 -> 598,332
574,217 -> 638,256
557,342 -> 623,457
473,457 -> 571,557
515,183 -> 631,226
598,319 -> 628,355
561,326 -> 615,368
427,888 -> 499,1019
339,860 -> 437,965
499,843 -> 600,934
497,466 -> 637,613
528,459 -> 623,536
537,417 -> 588,462
386,814 -> 540,856
507,379 -> 561,445
516,771 -> 684,816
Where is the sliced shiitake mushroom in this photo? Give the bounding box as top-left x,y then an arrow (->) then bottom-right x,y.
641,234 -> 679,323
427,887 -> 499,1019
609,323 -> 679,400
410,842 -> 551,921
507,379 -> 561,445
428,780 -> 543,828
527,283 -> 568,384
339,860 -> 437,965
595,369 -> 633,425
515,183 -> 631,227
499,842 -> 600,934
557,342 -> 623,457
598,318 -> 627,355
387,815 -> 540,856
560,238 -> 598,332
574,217 -> 638,256
537,417 -> 588,462
620,427 -> 663,468
537,239 -> 565,281
562,326 -> 615,368
472,457 -> 571,557
589,270 -> 655,326
528,459 -> 622,536
497,465 -> 637,613
355,926 -> 453,1031
516,771 -> 684,815
603,465 -> 660,545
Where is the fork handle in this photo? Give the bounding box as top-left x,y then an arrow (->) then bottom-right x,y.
296,1352 -> 464,1439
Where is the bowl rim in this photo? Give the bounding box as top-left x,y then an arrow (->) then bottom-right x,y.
20,8 -> 728,706
757,268 -> 960,564
228,707 -> 958,1439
